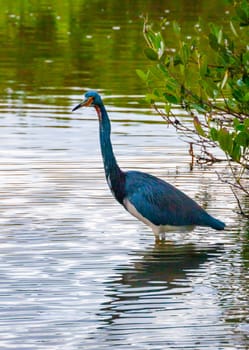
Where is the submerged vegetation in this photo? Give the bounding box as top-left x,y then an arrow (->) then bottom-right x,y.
138,0 -> 249,215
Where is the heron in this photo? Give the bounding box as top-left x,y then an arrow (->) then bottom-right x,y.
72,91 -> 225,240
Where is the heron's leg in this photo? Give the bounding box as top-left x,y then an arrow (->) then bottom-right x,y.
153,231 -> 160,242
153,230 -> 165,242
160,232 -> 165,241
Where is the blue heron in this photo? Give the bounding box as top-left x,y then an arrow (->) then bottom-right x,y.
72,91 -> 225,239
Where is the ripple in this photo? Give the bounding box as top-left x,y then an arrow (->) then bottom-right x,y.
0,98 -> 248,350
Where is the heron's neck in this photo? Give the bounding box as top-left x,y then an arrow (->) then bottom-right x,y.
95,104 -> 125,203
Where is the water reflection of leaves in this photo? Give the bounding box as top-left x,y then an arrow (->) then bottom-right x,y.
99,241 -> 223,327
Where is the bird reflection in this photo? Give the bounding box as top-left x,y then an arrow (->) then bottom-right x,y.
98,241 -> 223,327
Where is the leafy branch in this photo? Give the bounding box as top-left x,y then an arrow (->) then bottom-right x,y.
137,0 -> 249,214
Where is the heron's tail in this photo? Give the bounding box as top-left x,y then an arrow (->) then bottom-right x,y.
209,217 -> 226,230
199,212 -> 225,231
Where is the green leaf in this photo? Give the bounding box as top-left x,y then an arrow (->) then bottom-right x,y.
145,93 -> 157,104
210,127 -> 218,141
209,33 -> 219,51
242,52 -> 249,67
218,128 -> 233,153
235,131 -> 249,147
165,78 -> 178,92
231,142 -> 241,162
144,48 -> 158,61
244,118 -> 249,129
157,63 -> 170,77
173,54 -> 183,66
236,4 -> 249,26
153,32 -> 165,58
235,123 -> 245,132
230,21 -> 239,37
220,70 -> 229,90
164,103 -> 171,115
232,88 -> 243,102
233,117 -> 240,129
181,43 -> 190,64
192,104 -> 208,113
136,69 -> 147,82
217,28 -> 223,44
244,92 -> 249,102
163,93 -> 178,104
200,55 -> 208,77
149,65 -> 163,80
200,78 -> 219,98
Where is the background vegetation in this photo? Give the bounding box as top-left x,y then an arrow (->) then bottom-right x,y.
0,0 -> 228,102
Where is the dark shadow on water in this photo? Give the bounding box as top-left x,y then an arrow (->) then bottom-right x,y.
97,240 -> 224,328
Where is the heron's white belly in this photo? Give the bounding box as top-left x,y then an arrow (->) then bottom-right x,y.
123,198 -> 194,236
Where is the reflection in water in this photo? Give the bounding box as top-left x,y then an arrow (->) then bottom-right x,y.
105,241 -> 222,290
94,241 -> 227,348
0,0 -> 228,99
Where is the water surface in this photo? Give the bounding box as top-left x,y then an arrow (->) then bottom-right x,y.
0,1 -> 249,349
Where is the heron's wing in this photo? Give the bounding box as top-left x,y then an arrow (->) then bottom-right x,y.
124,171 -> 204,226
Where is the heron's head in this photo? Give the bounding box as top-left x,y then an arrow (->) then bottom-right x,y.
72,90 -> 102,112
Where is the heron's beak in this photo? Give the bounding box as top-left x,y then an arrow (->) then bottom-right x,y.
72,96 -> 94,111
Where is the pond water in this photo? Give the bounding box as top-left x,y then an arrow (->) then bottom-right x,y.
0,1 -> 249,349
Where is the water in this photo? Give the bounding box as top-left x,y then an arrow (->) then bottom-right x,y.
0,1 -> 249,349
1,99 -> 248,349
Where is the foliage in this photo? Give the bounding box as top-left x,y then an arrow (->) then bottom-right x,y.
137,0 -> 249,214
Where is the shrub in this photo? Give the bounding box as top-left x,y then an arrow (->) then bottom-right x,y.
137,0 -> 249,215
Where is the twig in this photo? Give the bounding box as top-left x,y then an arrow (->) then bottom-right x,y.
230,186 -> 247,216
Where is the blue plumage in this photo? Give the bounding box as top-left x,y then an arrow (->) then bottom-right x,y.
72,91 -> 225,238
125,171 -> 224,230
